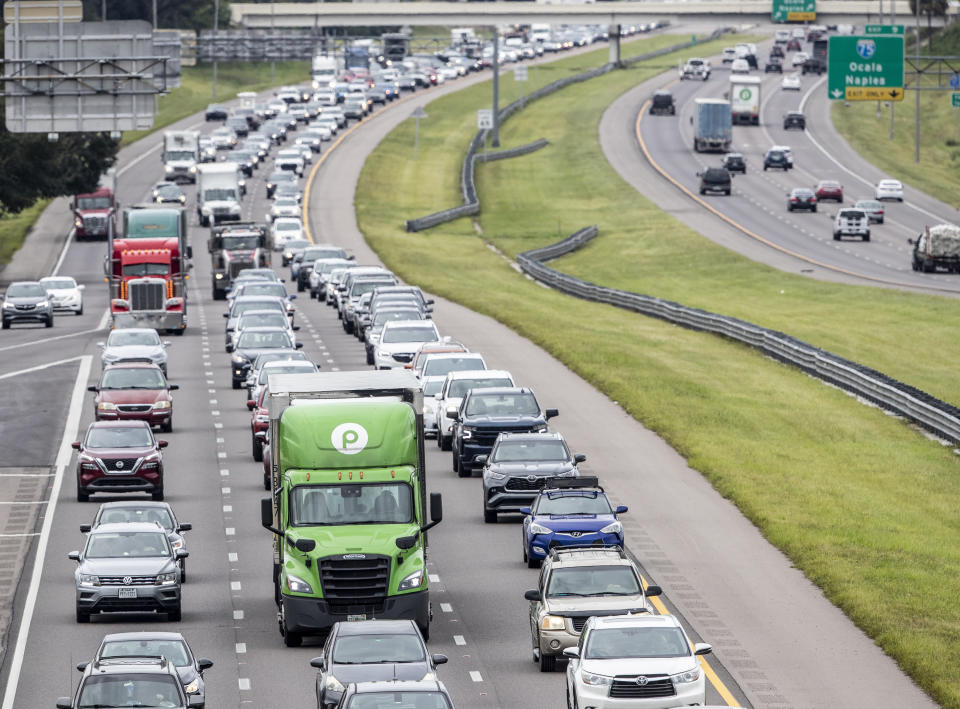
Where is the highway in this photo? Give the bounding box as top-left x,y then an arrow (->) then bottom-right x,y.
0,29 -> 942,709
614,39 -> 960,295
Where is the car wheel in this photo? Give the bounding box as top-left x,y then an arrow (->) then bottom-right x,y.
232,380 -> 240,390
162,419 -> 172,433
528,555 -> 540,569
440,434 -> 451,452
264,471 -> 271,490
179,560 -> 186,583
152,488 -> 164,501
77,487 -> 89,503
452,450 -> 460,474
763,165 -> 768,171
457,459 -> 471,478
725,189 -> 731,195
366,350 -> 374,366
76,608 -> 90,623
297,280 -> 305,293
484,508 -> 497,523
167,605 -> 182,622
76,305 -> 83,316
878,218 -> 884,224
45,316 -> 53,328
539,652 -> 556,672
1,319 -> 8,329
812,206 -> 817,212
833,232 -> 841,241
253,434 -> 264,462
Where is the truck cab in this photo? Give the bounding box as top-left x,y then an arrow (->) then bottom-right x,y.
73,187 -> 116,241
208,223 -> 271,300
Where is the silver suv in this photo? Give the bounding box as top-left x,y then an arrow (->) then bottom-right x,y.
523,547 -> 661,672
69,522 -> 187,623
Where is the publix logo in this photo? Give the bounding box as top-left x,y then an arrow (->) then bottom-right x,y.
738,88 -> 753,101
331,423 -> 368,455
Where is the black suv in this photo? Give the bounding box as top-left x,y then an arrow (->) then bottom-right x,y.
449,387 -> 558,478
478,432 -> 585,523
698,167 -> 732,196
58,655 -> 201,709
764,57 -> 783,73
721,153 -> 746,174
763,149 -> 791,171
783,111 -> 806,130
649,90 -> 675,115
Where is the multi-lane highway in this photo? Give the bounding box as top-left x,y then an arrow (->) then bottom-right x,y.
0,27 -> 944,709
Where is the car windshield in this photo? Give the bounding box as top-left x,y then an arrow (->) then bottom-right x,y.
289,483 -> 414,525
97,506 -> 174,531
233,301 -> 283,317
155,185 -> 181,198
374,310 -> 421,326
584,626 -> 690,659
107,330 -> 161,347
238,313 -> 287,330
259,364 -> 314,384
100,368 -> 166,390
304,247 -> 345,261
448,378 -> 512,398
422,356 -> 485,378
422,379 -> 444,396
275,199 -> 299,208
276,221 -> 300,231
252,352 -> 307,370
6,283 -> 46,297
236,331 -> 292,349
537,494 -> 613,515
76,674 -> 182,708
41,278 -> 76,289
465,393 -> 539,417
546,566 -> 641,597
270,172 -> 295,184
840,210 -> 865,219
332,634 -> 426,664
222,235 -> 260,250
348,693 -> 452,709
123,262 -> 170,277
100,639 -> 189,667
86,426 -> 153,448
350,279 -> 394,297
241,286 -> 287,302
381,326 -> 438,344
85,531 -> 170,558
76,196 -> 112,210
492,439 -> 567,462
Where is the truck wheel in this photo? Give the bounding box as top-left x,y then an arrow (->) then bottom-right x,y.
77,487 -> 89,503
366,349 -> 374,366
539,653 -> 556,672
484,508 -> 497,523
179,559 -> 186,583
264,471 -> 271,490
297,280 -> 305,293
419,623 -> 430,642
833,232 -> 841,241
281,609 -> 302,647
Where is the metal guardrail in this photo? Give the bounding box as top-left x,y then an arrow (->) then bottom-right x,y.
475,138 -> 549,163
518,227 -> 960,444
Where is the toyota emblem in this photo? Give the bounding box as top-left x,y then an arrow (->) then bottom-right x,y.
122,576 -> 132,585
115,460 -> 124,470
635,676 -> 649,686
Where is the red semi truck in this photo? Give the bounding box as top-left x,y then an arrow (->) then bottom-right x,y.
72,187 -> 117,241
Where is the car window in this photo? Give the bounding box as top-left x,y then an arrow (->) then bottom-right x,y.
97,506 -> 173,530
449,378 -> 513,399
422,379 -> 444,396
40,278 -> 76,289
466,393 -> 539,417
86,426 -> 154,448
347,692 -> 452,709
100,368 -> 166,390
422,356 -> 485,378
238,313 -> 287,329
381,325 -> 438,344
332,634 -> 425,663
107,330 -> 161,347
492,439 -> 568,462
537,494 -> 613,515
6,283 -> 47,297
546,566 -> 641,597
85,531 -> 170,558
584,626 -> 689,659
76,674 -> 182,708
100,639 -> 190,667
236,331 -> 292,349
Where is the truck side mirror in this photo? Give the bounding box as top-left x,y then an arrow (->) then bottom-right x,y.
187,246 -> 193,259
475,454 -> 488,465
79,524 -> 91,533
430,492 -> 443,523
309,657 -> 325,670
87,385 -> 98,393
615,505 -> 628,514
76,662 -> 88,671
178,523 -> 192,532
71,441 -> 81,450
197,658 -> 213,671
225,343 -> 234,353
261,498 -> 274,529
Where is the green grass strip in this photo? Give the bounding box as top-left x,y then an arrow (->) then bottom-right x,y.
0,199 -> 51,270
357,34 -> 960,707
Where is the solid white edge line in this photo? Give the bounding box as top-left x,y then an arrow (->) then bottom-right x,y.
1,354 -> 92,709
51,228 -> 76,277
0,355 -> 84,381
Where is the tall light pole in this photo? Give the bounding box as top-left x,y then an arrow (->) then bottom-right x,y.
152,0 -> 157,29
271,0 -> 276,84
212,0 -> 219,100
915,0 -> 921,162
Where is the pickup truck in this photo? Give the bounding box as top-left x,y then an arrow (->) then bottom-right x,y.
833,209 -> 870,242
680,57 -> 711,80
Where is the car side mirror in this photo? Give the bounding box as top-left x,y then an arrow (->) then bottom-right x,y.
545,408 -> 559,420
176,549 -> 189,559
574,453 -> 586,463
157,440 -> 169,449
432,653 -> 448,665
96,341 -> 105,348
445,409 -> 458,420
645,584 -> 663,597
475,454 -> 488,465
519,506 -> 531,515
562,647 -> 580,658
76,662 -> 88,671
295,342 -> 304,348
694,643 -> 713,656
57,698 -> 72,709
309,656 -> 325,670
696,170 -> 703,177
188,697 -> 204,708
225,344 -> 234,353
163,341 -> 171,347
426,299 -> 435,305
79,524 -> 91,533
295,538 -> 316,553
178,523 -> 192,532
288,294 -> 297,300
71,441 -> 81,450
68,551 -> 80,561
292,325 -> 301,331
168,384 -> 179,391
524,589 -> 541,601
87,385 -> 98,393
615,505 -> 628,514
223,312 -> 229,318
197,658 -> 213,671
246,400 -> 256,410
907,238 -> 915,245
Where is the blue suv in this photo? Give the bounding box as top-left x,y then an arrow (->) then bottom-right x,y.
520,478 -> 627,568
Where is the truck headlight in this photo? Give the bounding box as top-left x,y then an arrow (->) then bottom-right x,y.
285,573 -> 313,594
398,569 -> 424,591
461,426 -> 476,440
153,400 -> 171,410
531,423 -> 548,432
79,574 -> 100,587
671,666 -> 701,684
164,165 -> 174,172
189,166 -> 197,173
97,402 -> 117,411
324,675 -> 345,693
540,615 -> 566,631
156,571 -> 178,585
232,355 -> 246,364
600,521 -> 622,535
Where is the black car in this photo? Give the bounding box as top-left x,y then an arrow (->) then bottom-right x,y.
783,111 -> 806,130
152,181 -> 186,204
787,188 -> 818,212
334,681 -> 455,709
478,432 -> 585,523
450,387 -> 559,477
204,103 -> 228,121
226,326 -> 302,388
86,632 -> 213,708
763,149 -> 791,171
309,620 -> 447,708
1,280 -> 54,329
770,44 -> 785,58
649,90 -> 675,115
698,167 -> 732,196
721,153 -> 746,174
765,58 -> 783,73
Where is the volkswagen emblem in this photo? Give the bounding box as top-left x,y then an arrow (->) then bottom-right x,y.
122,576 -> 132,585
115,460 -> 124,470
635,676 -> 649,686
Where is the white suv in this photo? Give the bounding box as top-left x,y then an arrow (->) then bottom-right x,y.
435,369 -> 515,450
833,208 -> 870,242
564,614 -> 712,709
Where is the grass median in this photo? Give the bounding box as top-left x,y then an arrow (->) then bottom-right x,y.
357,33 -> 960,708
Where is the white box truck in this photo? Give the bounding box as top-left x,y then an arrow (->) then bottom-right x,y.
730,75 -> 761,126
162,131 -> 199,184
196,163 -> 242,227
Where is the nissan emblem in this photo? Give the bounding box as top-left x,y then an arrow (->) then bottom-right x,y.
115,460 -> 124,470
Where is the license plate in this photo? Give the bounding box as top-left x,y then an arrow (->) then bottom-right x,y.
118,587 -> 137,599
346,613 -> 366,622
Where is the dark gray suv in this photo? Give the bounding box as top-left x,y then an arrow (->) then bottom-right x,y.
70,522 -> 187,623
1,280 -> 53,329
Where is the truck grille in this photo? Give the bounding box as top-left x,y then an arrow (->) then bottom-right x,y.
571,617 -> 588,632
98,575 -> 156,585
319,555 -> 390,603
129,280 -> 166,311
609,676 -> 675,699
83,215 -> 107,234
228,260 -> 253,278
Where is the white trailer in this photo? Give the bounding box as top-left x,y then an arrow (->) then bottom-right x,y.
162,130 -> 199,184
196,163 -> 242,227
729,75 -> 761,126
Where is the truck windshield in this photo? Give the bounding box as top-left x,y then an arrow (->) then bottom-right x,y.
165,150 -> 195,161
76,197 -> 111,210
123,263 -> 169,277
223,235 -> 260,250
204,189 -> 238,202
290,483 -> 413,525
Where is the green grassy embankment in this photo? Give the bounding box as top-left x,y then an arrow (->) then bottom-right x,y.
355,33 -> 960,708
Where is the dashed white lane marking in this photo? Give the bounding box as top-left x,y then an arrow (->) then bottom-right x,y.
222,487 -> 231,494
225,527 -> 235,536
235,643 -> 247,654
238,678 -> 251,691
233,610 -> 244,620
220,468 -> 230,476
440,603 -> 453,613
211,410 -> 221,416
214,422 -> 223,429
209,399 -> 218,405
429,574 -> 440,583
469,671 -> 483,682
0,501 -> 48,505
228,552 -> 239,562
231,581 -> 242,591
217,452 -> 227,459
454,635 -> 466,646
223,505 -> 233,513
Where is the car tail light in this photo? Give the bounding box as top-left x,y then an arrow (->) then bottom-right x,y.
791,198 -> 798,202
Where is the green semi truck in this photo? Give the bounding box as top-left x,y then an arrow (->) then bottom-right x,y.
260,370 -> 442,646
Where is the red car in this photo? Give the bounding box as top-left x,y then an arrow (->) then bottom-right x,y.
89,362 -> 178,432
72,421 -> 168,502
248,386 -> 270,463
815,180 -> 844,202
787,38 -> 803,51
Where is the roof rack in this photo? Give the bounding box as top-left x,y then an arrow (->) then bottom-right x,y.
548,545 -> 627,561
542,476 -> 602,491
95,655 -> 168,669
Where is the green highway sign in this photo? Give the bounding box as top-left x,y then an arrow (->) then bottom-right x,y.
772,0 -> 815,22
952,92 -> 960,108
828,35 -> 904,101
864,24 -> 905,34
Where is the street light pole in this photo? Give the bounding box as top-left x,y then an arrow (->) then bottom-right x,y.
271,0 -> 276,84
212,0 -> 219,100
915,0 -> 921,162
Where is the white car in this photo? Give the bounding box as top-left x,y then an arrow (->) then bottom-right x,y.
247,359 -> 317,406
434,369 -> 516,450
565,615 -> 712,709
39,276 -> 84,315
270,218 -> 305,249
792,28 -> 806,39
419,352 -> 487,381
316,117 -> 338,137
373,320 -> 441,371
792,52 -> 809,67
275,149 -> 305,176
875,179 -> 904,201
209,127 -> 237,150
721,47 -> 737,63
267,197 -> 302,223
230,309 -> 300,351
421,375 -> 446,438
730,58 -> 750,74
775,29 -> 791,43
782,72 -> 802,90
